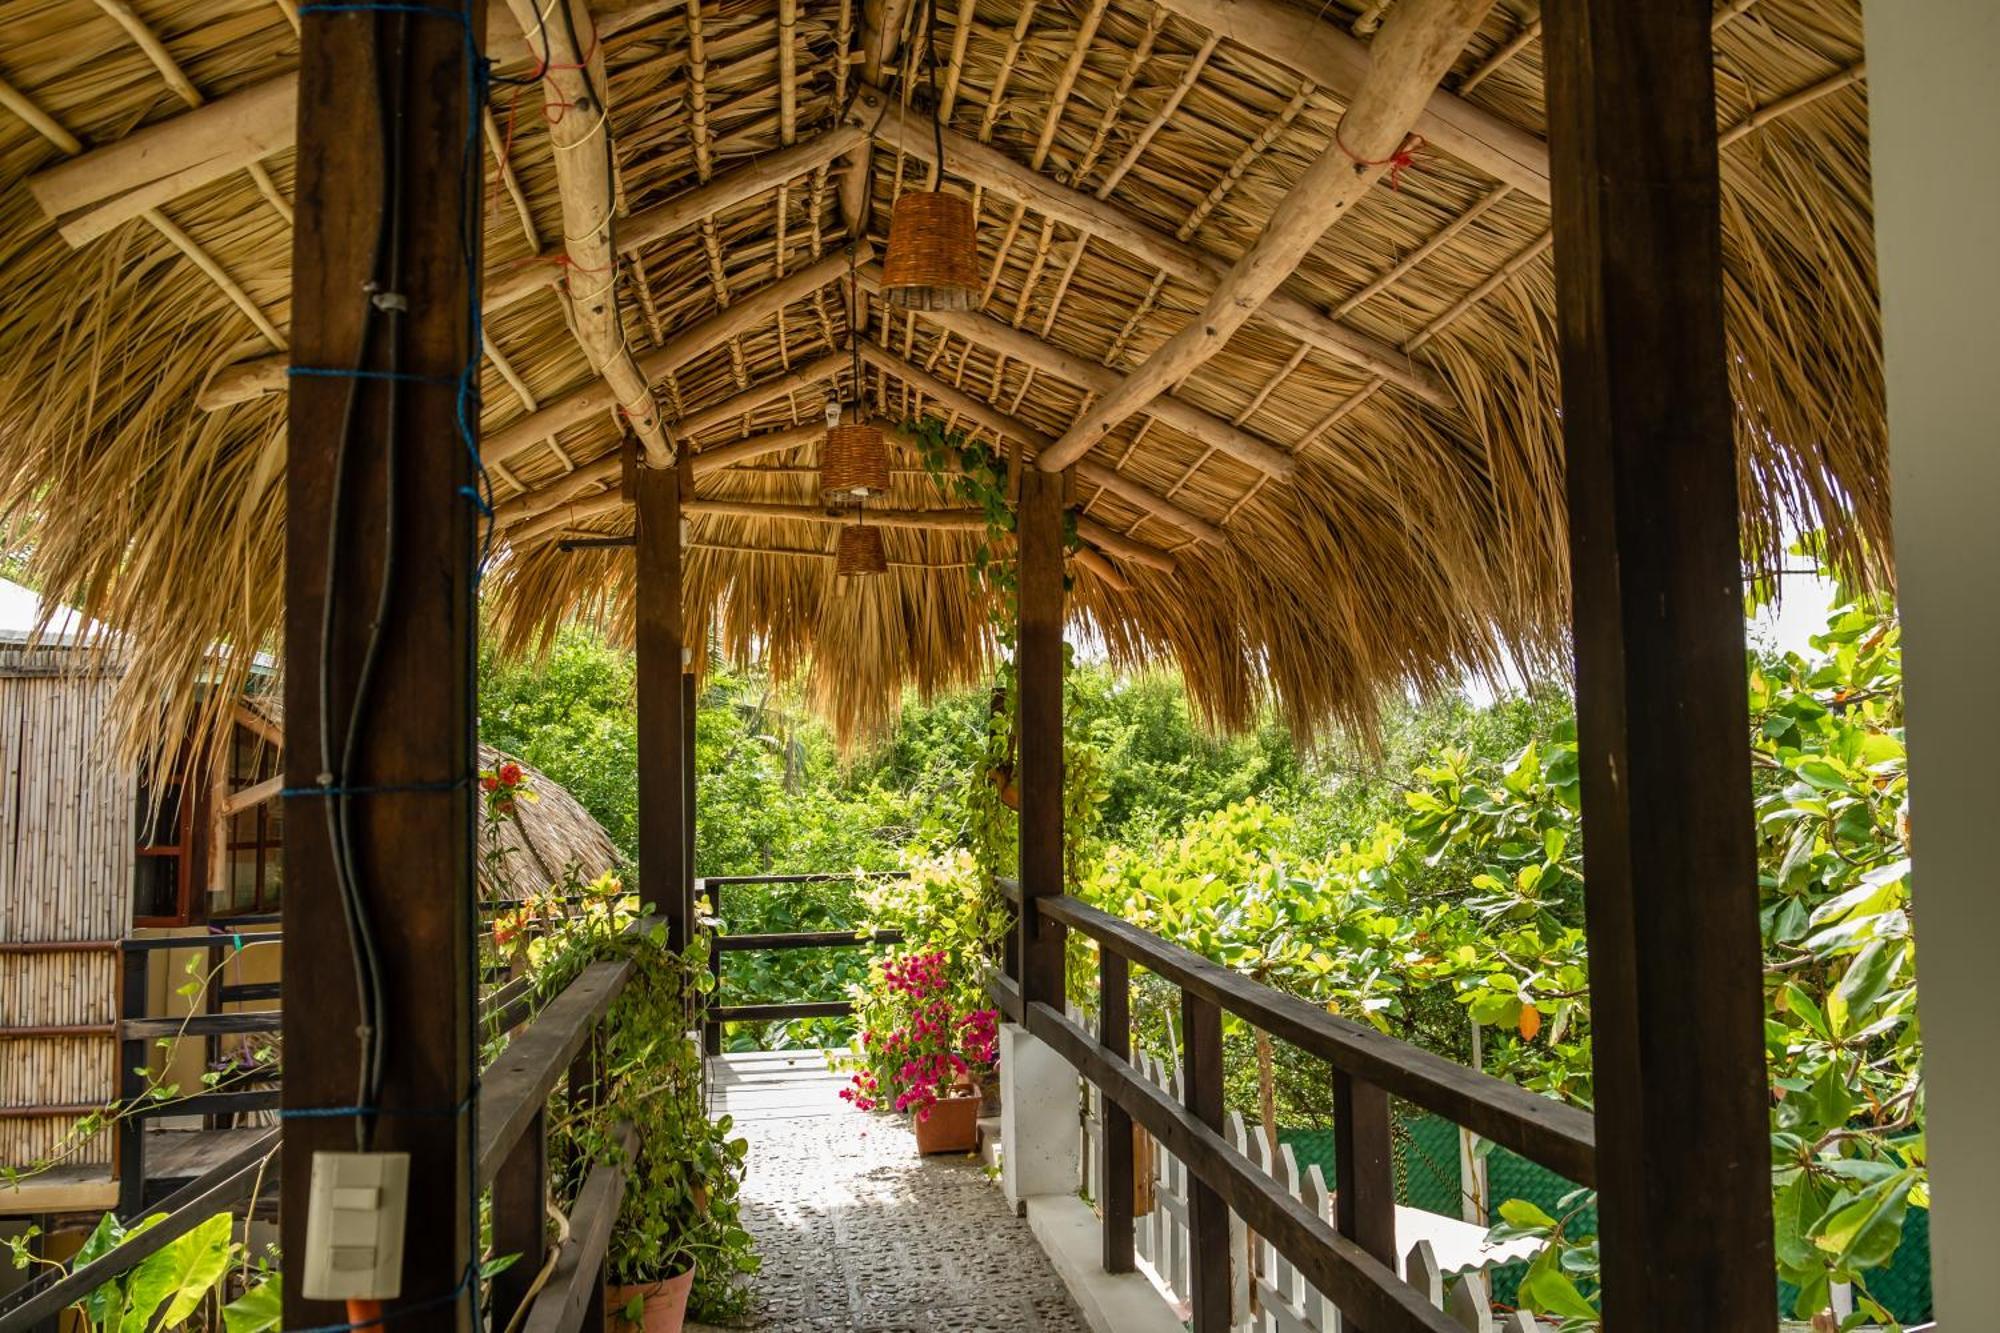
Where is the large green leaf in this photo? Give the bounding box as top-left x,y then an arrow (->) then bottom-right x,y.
222,1274 -> 283,1333
119,1212 -> 235,1332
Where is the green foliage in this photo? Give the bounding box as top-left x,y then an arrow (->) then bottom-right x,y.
550,918 -> 759,1320
4,1210 -> 276,1333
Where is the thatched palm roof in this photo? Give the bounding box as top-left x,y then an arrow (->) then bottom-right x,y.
0,0 -> 1882,755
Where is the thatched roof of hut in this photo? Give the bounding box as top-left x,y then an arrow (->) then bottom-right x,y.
0,0 -> 1883,755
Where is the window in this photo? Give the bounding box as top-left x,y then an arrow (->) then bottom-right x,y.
212,726 -> 283,918
134,762 -> 197,926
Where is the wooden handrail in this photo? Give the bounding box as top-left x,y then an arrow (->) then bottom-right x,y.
476,959 -> 633,1187
708,1000 -> 851,1023
1037,894 -> 1596,1185
713,928 -> 904,952
1027,1002 -> 1458,1333
700,871 -> 898,887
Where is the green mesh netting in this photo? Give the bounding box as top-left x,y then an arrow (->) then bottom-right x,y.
1278,1115 -> 1931,1324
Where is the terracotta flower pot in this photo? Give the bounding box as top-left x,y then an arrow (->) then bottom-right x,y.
913,1090 -> 982,1155
605,1268 -> 694,1333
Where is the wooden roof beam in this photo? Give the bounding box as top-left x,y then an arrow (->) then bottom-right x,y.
26,1 -> 689,248
854,340 -> 1225,546
1042,0 -> 1499,472
836,0 -> 912,237
505,0 -> 672,465
1149,0 -> 1550,201
856,261 -> 1296,481
862,87 -> 1452,410
475,246 -> 868,468
195,130 -> 867,412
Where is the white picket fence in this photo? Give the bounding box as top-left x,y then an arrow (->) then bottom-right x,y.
1065,1004 -> 1548,1333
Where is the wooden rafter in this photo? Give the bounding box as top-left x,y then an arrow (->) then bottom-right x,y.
865,89 -> 1450,408
1150,0 -> 1551,201
25,0 -> 687,247
484,247 -> 868,466
197,127 -> 871,411
505,0 -> 672,465
857,263 -> 1294,479
855,341 -> 1224,545
1041,0 -> 1500,472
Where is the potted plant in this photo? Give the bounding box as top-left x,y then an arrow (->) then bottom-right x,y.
841,949 -> 998,1156
552,919 -> 758,1331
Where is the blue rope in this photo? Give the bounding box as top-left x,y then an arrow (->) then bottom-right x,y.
286,366 -> 457,388
285,1263 -> 480,1332
279,777 -> 469,800
280,1094 -> 474,1121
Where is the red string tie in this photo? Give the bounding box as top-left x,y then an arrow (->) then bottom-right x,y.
1333,129 -> 1425,191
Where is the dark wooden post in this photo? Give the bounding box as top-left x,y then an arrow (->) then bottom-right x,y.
488,1110 -> 546,1329
1181,991 -> 1229,1331
567,1035 -> 606,1329
682,668 -> 697,926
636,458 -> 688,949
1098,949 -> 1134,1274
1331,1068 -> 1396,1323
283,3 -> 481,1326
116,948 -> 148,1217
1542,1 -> 1776,1325
1016,466 -> 1066,1008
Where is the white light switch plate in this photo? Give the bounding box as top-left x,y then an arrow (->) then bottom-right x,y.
302,1151 -> 409,1301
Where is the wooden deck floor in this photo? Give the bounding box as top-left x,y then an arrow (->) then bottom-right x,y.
704,1050 -> 1087,1332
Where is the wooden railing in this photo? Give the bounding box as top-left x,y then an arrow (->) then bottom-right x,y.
700,873 -> 903,1053
994,880 -> 1597,1333
0,948 -> 631,1333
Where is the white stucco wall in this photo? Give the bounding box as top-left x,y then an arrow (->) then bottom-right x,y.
1865,4 -> 2000,1326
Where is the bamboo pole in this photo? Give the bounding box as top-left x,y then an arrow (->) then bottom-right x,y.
504,0 -> 671,464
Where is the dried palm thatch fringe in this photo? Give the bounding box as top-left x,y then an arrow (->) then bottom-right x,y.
0,0 -> 1888,762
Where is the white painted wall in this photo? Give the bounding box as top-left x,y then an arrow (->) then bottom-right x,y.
1865,4 -> 2000,1326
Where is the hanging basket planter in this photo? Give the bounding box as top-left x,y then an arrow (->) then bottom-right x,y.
881,191 -> 980,311
820,414 -> 890,500
834,523 -> 888,576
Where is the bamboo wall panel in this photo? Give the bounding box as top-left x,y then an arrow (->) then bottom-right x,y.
0,651 -> 132,1177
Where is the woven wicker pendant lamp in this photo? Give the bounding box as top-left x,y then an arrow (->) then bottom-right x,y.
821,246 -> 890,501
881,0 -> 979,312
834,522 -> 887,576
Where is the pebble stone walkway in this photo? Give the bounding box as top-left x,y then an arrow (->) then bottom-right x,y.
701,1050 -> 1091,1333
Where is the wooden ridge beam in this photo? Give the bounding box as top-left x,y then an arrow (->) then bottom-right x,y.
1042,0 -> 1497,471
862,86 -> 1451,409
483,248 -> 863,467
27,2 -> 684,247
855,340 -> 1225,545
857,262 -> 1295,480
1149,0 -> 1550,202
506,0 -> 670,464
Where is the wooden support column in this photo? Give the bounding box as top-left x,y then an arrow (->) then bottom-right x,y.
1099,949 -> 1134,1274
1331,1069 -> 1396,1330
682,668 -> 697,925
636,458 -> 689,949
1181,991 -> 1229,1332
1542,1 -> 1775,1326
282,4 -> 480,1328
1015,466 -> 1067,1008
